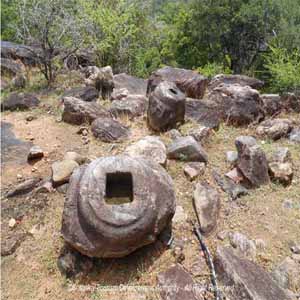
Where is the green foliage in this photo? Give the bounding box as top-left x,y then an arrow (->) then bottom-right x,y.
264,45 -> 300,93
1,0 -> 19,41
197,62 -> 232,79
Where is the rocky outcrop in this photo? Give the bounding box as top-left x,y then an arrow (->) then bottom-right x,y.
1,93 -> 40,111
62,86 -> 99,102
61,156 -> 176,257
256,119 -> 293,140
235,136 -> 269,188
91,117 -> 130,142
215,246 -> 292,300
109,95 -> 148,119
113,73 -> 147,95
208,74 -> 264,90
147,81 -> 186,132
193,183 -> 220,235
0,57 -> 23,76
62,97 -> 110,125
147,66 -> 208,99
124,136 -> 167,166
208,84 -> 264,126
167,136 -> 208,163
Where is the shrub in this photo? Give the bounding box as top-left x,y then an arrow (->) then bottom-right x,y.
197,62 -> 232,79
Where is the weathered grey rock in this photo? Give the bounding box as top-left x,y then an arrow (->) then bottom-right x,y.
148,66 -> 208,99
256,119 -> 293,140
147,81 -> 186,132
6,177 -> 42,198
208,84 -> 264,126
270,147 -> 292,163
226,151 -> 238,165
61,156 -> 176,257
193,183 -> 220,235
261,94 -> 282,116
213,171 -> 248,200
289,127 -> 300,143
157,264 -> 203,300
235,136 -> 269,188
183,162 -> 205,181
124,136 -> 167,166
228,232 -> 257,259
167,136 -> 208,163
12,74 -> 26,89
188,125 -> 212,143
56,183 -> 69,194
91,117 -> 130,143
172,206 -> 188,225
51,160 -> 79,186
1,78 -> 9,91
1,93 -> 40,111
185,99 -> 221,130
214,246 -> 292,300
84,65 -> 114,99
0,57 -> 23,76
272,257 -> 300,290
269,162 -> 293,186
225,167 -> 245,183
64,152 -> 87,165
167,129 -> 182,140
27,145 -> 44,161
109,95 -> 148,119
1,231 -> 27,256
281,92 -> 300,113
110,88 -> 129,101
62,97 -> 110,125
62,86 -> 99,102
208,74 -> 264,90
113,73 -> 147,95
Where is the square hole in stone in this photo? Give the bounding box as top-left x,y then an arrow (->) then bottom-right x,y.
105,172 -> 133,205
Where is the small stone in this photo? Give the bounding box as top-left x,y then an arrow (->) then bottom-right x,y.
255,239 -> 267,251
56,183 -> 69,194
256,118 -> 293,140
17,174 -> 23,180
28,145 -> 44,161
291,244 -> 300,254
6,177 -> 41,197
76,126 -> 89,135
225,168 -> 244,183
8,218 -> 17,228
167,136 -> 208,163
26,115 -> 36,122
226,151 -> 238,165
31,167 -> 37,172
172,246 -> 185,263
167,129 -> 182,140
228,232 -> 257,259
269,162 -> 293,186
51,160 -> 79,186
193,182 -> 220,235
217,230 -> 230,241
64,152 -> 87,165
183,162 -> 205,181
172,206 -> 188,224
269,147 -> 292,163
188,125 -> 212,143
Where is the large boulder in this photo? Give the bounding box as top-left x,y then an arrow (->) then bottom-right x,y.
113,73 -> 147,95
167,136 -> 208,163
235,136 -> 269,188
124,136 -> 167,166
61,156 -> 176,257
1,93 -> 40,111
147,81 -> 186,132
62,86 -> 99,102
256,119 -> 293,140
208,74 -> 264,90
62,97 -> 110,125
185,99 -> 221,130
281,92 -> 300,113
84,66 -> 114,99
91,117 -> 130,142
214,246 -> 292,300
208,84 -> 264,126
109,95 -> 148,119
193,183 -> 220,235
147,66 -> 208,99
